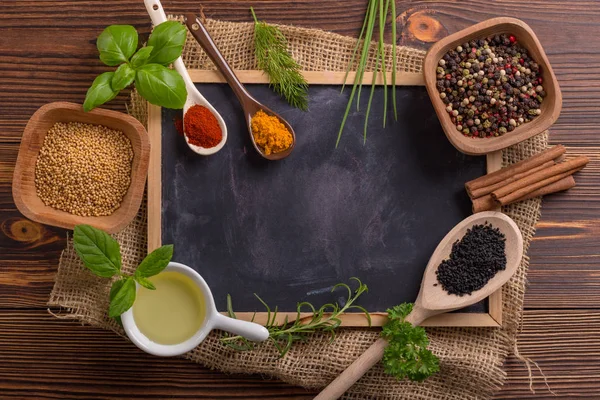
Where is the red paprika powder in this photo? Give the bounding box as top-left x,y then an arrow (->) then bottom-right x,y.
183,105 -> 222,148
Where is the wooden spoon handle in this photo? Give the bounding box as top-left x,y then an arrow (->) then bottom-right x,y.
315,306 -> 434,399
184,14 -> 251,104
314,338 -> 387,400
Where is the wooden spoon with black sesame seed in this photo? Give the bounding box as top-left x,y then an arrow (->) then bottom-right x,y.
316,211 -> 523,400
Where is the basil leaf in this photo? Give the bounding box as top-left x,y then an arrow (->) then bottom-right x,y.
135,276 -> 156,290
130,46 -> 154,69
111,64 -> 135,91
108,277 -> 136,317
97,25 -> 138,66
113,315 -> 123,328
147,21 -> 187,65
73,224 -> 121,277
109,279 -> 126,301
83,72 -> 119,112
109,280 -> 126,327
135,244 -> 173,278
135,64 -> 186,109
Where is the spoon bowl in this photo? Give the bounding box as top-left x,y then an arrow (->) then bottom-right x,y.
412,210 -> 523,319
184,14 -> 296,160
144,0 -> 227,156
180,83 -> 227,155
243,100 -> 296,161
315,211 -> 524,400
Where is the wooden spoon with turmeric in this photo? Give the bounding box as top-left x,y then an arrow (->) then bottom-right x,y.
185,14 -> 296,161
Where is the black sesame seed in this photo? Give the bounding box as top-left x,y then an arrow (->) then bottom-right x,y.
435,223 -> 507,296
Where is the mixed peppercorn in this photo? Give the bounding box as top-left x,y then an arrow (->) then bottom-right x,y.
435,34 -> 546,138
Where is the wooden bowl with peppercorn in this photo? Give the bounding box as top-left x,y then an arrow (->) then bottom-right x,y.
12,102 -> 150,234
423,17 -> 562,155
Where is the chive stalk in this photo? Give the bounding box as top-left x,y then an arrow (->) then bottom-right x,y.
337,0 -> 399,147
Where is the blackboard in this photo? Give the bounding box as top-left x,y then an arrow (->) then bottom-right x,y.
154,81 -> 489,323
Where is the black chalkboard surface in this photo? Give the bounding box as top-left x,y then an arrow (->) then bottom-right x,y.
159,83 -> 487,317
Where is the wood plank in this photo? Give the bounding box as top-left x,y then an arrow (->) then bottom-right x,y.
0,309 -> 315,399
146,104 -> 162,253
2,309 -> 600,399
188,70 -> 425,85
0,1 -> 600,399
524,146 -> 600,308
500,310 -> 600,399
228,311 -> 499,328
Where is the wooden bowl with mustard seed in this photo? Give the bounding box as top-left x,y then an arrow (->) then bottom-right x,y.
423,17 -> 562,155
12,102 -> 150,234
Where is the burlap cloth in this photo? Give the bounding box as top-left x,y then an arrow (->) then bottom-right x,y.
48,18 -> 548,399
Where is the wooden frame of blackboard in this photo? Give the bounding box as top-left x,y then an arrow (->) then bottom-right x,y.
147,70 -> 504,327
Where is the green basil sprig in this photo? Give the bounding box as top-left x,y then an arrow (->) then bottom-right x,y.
73,225 -> 174,322
83,21 -> 187,112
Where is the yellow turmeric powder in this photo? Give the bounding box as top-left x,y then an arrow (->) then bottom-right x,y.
251,110 -> 293,155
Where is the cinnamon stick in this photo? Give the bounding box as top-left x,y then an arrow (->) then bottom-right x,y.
465,145 -> 566,194
496,167 -> 583,205
472,194 -> 498,213
472,176 -> 576,212
469,160 -> 555,199
514,175 -> 575,203
491,156 -> 589,200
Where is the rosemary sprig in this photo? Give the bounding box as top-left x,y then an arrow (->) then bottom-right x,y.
221,278 -> 371,357
337,0 -> 398,146
251,7 -> 309,111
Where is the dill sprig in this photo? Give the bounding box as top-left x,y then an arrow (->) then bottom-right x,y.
221,278 -> 371,357
337,0 -> 398,146
251,7 -> 309,111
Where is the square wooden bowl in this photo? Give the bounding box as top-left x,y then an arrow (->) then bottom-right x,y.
12,102 -> 150,234
423,17 -> 562,155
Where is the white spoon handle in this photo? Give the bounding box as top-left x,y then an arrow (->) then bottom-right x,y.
213,314 -> 270,342
143,0 -> 196,91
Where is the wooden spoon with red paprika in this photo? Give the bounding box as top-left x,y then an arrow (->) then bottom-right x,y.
185,14 -> 296,161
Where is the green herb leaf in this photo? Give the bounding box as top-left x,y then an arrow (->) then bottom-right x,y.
83,72 -> 119,112
381,302 -> 440,382
130,46 -> 154,69
109,278 -> 126,301
73,224 -> 121,277
135,64 -> 186,109
135,276 -> 156,290
108,280 -> 126,327
108,277 -> 136,317
134,244 -> 173,278
221,278 -> 370,357
337,0 -> 398,145
97,25 -> 138,66
251,8 -> 308,111
147,21 -> 187,65
111,63 -> 136,91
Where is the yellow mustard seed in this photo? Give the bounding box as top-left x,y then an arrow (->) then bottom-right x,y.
34,121 -> 133,217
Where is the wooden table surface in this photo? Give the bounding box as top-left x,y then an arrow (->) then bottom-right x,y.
1,1 -> 599,398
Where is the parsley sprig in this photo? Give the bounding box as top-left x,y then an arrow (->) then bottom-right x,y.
221,278 -> 370,357
382,303 -> 440,381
